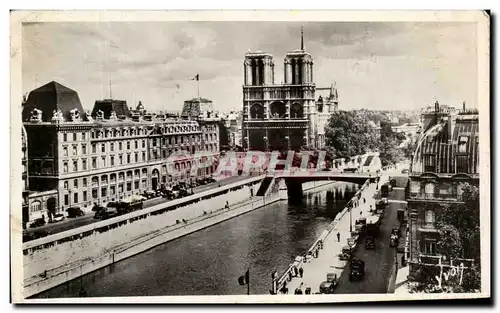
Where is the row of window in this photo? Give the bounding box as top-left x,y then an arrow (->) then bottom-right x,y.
62,152 -> 148,173
64,179 -> 149,206
62,132 -> 86,142
90,124 -> 200,140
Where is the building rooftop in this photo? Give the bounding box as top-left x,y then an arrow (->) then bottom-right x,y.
22,81 -> 86,122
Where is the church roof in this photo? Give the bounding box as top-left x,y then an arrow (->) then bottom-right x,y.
22,81 -> 85,122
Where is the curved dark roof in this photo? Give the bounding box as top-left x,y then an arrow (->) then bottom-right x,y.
412,115 -> 479,174
22,81 -> 85,122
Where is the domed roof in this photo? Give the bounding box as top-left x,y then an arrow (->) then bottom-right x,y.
136,101 -> 144,110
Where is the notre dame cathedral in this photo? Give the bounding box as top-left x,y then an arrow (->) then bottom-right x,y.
242,30 -> 339,152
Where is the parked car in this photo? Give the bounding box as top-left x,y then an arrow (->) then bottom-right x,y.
319,273 -> 338,294
67,206 -> 85,218
365,235 -> 375,249
29,218 -> 46,228
339,245 -> 353,261
51,213 -> 65,223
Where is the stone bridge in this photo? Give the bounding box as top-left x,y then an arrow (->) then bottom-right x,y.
258,170 -> 379,204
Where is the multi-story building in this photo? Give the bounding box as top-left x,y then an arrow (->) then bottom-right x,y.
407,101 -> 479,276
242,31 -> 338,151
21,81 -> 219,225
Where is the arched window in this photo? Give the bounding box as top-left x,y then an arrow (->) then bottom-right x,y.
290,103 -> 304,118
425,209 -> 436,227
424,182 -> 435,197
30,201 -> 41,214
250,103 -> 264,119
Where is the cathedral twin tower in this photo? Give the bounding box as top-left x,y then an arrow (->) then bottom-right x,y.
242,29 -> 336,151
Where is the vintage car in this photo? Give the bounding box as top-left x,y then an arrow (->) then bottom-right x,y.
51,213 -> 65,223
349,258 -> 365,281
390,234 -> 399,247
355,217 -> 367,232
319,273 -> 339,294
339,245 -> 353,261
364,235 -> 375,249
29,218 -> 46,228
66,206 -> 85,218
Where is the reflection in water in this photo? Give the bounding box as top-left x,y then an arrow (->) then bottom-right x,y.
35,182 -> 359,298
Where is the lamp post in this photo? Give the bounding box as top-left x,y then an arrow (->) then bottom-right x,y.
349,203 -> 353,233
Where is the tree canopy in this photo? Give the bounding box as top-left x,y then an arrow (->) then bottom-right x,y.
324,110 -> 381,160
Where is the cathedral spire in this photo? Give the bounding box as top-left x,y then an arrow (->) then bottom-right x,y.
301,26 -> 304,50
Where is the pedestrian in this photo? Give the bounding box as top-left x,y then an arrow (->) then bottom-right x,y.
363,197 -> 366,204
299,267 -> 304,278
337,232 -> 341,242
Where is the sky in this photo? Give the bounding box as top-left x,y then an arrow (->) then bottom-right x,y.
22,21 -> 478,113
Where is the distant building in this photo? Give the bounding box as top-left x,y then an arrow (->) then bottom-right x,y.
22,81 -> 219,227
407,101 -> 479,278
242,30 -> 338,151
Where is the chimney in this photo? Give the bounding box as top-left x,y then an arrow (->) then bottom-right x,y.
463,101 -> 466,112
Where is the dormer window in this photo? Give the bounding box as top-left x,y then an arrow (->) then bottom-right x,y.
458,136 -> 469,153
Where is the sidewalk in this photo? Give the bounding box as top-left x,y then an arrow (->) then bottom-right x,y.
394,264 -> 410,294
285,175 -> 388,294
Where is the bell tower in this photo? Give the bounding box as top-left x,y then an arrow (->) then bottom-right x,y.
284,27 -> 314,85
244,52 -> 275,86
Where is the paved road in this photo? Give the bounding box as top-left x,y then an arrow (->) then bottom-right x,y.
24,175 -> 254,239
334,178 -> 407,294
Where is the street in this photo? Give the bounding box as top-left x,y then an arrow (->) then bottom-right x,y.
334,177 -> 407,294
24,175 -> 252,238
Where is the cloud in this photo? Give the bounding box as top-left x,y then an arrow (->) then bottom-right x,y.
22,21 -> 478,113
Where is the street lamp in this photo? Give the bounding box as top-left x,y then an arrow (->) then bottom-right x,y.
349,202 -> 353,233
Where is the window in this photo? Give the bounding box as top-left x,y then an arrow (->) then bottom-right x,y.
63,146 -> 68,157
111,155 -> 115,166
142,152 -> 146,161
82,159 -> 87,170
135,140 -> 138,149
424,209 -> 435,227
92,188 -> 98,199
119,184 -> 124,193
63,162 -> 68,173
82,144 -> 87,154
142,140 -> 145,148
119,142 -> 122,150
127,182 -> 132,191
30,201 -> 41,213
83,191 -> 87,202
127,141 -> 131,150
73,160 -> 78,172
64,194 -> 69,206
168,137 -> 172,145
63,133 -> 67,141
74,179 -> 78,189
83,178 -> 87,187
458,136 -> 469,153
72,145 -> 78,155
74,192 -> 78,204
101,143 -> 106,153
424,240 -> 437,255
82,132 -> 86,140
101,187 -> 107,197
424,154 -> 436,172
110,143 -> 114,152
127,154 -> 131,164
64,181 -> 68,189
110,185 -> 116,195
134,181 -> 139,189
92,144 -> 96,154
424,183 -> 435,197
102,156 -> 106,167
135,153 -> 138,163
73,133 -> 77,141
92,157 -> 97,169
119,155 -> 123,165
180,137 -> 184,144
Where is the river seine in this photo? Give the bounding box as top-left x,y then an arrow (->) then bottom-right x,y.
36,181 -> 359,298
